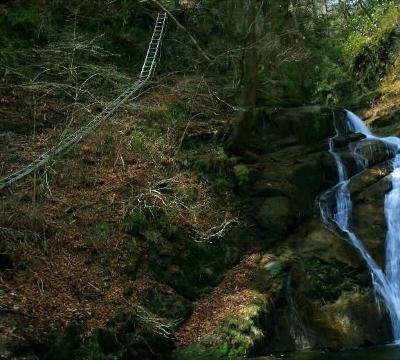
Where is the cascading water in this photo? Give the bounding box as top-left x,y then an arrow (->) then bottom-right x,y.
319,110 -> 400,342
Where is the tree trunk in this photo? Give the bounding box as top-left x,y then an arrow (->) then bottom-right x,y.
228,0 -> 258,154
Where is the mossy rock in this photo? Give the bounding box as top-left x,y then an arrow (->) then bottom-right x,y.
254,107 -> 344,151
175,255 -> 288,358
301,258 -> 364,304
254,196 -> 296,244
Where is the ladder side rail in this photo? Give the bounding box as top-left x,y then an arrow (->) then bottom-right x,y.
140,13 -> 163,78
147,16 -> 167,79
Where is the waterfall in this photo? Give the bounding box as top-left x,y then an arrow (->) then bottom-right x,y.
319,110 -> 400,342
384,153 -> 400,339
346,110 -> 374,137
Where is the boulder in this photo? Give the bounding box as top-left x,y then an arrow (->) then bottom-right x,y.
323,138 -> 396,181
174,253 -> 290,359
332,133 -> 366,149
254,196 -> 296,244
252,146 -> 327,224
352,138 -> 397,167
348,160 -> 394,197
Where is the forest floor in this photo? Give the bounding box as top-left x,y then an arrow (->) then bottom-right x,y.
0,73 -> 242,356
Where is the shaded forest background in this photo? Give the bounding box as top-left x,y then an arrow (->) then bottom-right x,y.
1,0 -> 400,359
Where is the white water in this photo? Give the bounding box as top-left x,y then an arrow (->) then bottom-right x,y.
320,110 -> 400,342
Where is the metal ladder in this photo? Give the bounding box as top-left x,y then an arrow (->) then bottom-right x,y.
140,12 -> 167,80
0,13 -> 167,191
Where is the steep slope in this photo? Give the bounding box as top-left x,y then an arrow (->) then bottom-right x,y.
0,72 -> 252,358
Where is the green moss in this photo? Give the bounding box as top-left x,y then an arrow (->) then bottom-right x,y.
130,129 -> 148,155
193,157 -> 212,173
78,307 -> 175,359
173,344 -> 230,360
234,164 -> 250,191
303,258 -> 361,304
80,330 -> 122,360
189,147 -> 233,191
141,288 -> 193,326
125,211 -> 146,235
95,222 -> 112,237
175,300 -> 272,359
165,102 -> 190,128
41,326 -> 81,360
125,208 -> 241,299
216,316 -> 264,356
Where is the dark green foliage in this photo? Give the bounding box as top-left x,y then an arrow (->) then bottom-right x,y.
39,326 -> 81,360
125,208 -> 241,299
173,344 -> 230,360
0,1 -> 154,67
233,164 -> 251,192
0,4 -> 52,52
141,288 -> 193,326
352,27 -> 399,89
188,147 -> 233,191
125,211 -> 147,236
79,310 -> 174,360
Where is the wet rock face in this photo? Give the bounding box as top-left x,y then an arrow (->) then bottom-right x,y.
350,164 -> 394,267
262,222 -> 392,352
254,106 -> 345,152
332,133 -> 366,148
323,137 -> 397,180
249,107 -> 372,245
243,106 -> 397,351
176,106 -> 398,357
353,139 -> 397,167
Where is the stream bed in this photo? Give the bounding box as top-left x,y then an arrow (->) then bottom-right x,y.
277,345 -> 400,359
